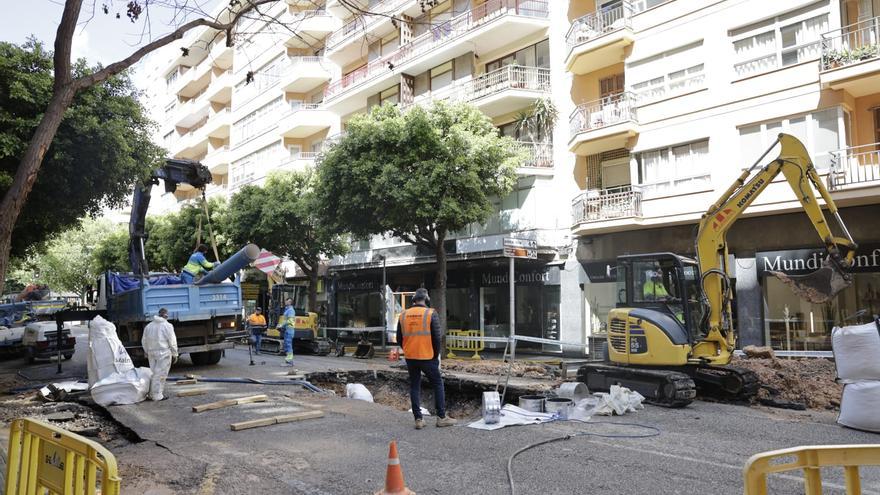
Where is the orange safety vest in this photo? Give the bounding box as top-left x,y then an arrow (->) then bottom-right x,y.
400,306 -> 434,360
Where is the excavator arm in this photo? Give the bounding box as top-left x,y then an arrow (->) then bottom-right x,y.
694,133 -> 857,358
129,159 -> 213,276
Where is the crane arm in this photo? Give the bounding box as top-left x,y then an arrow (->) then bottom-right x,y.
128,159 -> 213,276
694,133 -> 856,353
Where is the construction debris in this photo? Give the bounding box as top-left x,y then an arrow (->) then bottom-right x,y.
441,359 -> 557,379
230,410 -> 324,431
193,394 -> 268,413
742,345 -> 775,360
732,355 -> 840,410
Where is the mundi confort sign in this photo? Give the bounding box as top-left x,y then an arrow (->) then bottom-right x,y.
757,244 -> 880,276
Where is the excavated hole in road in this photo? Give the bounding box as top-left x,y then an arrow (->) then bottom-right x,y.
308,369 -> 551,420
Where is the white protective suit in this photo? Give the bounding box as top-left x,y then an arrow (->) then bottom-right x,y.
141,315 -> 178,401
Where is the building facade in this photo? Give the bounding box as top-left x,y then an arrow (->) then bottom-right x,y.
141,0 -> 880,354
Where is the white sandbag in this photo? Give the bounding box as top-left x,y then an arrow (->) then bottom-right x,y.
90,367 -> 153,406
838,381 -> 880,432
345,383 -> 374,402
592,385 -> 645,416
832,321 -> 880,382
87,316 -> 133,386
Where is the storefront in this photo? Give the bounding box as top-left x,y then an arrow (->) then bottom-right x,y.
758,244 -> 880,351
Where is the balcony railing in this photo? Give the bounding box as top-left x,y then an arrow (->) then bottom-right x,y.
821,16 -> 880,70
572,185 -> 642,224
569,92 -> 638,137
828,143 -> 880,190
565,1 -> 633,53
326,0 -> 410,50
325,0 -> 549,100
517,141 -> 553,168
408,65 -> 550,108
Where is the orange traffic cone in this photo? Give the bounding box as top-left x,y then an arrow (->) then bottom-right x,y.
374,440 -> 415,495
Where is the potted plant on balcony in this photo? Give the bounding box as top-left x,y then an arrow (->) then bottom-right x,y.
513,97 -> 558,167
822,49 -> 846,69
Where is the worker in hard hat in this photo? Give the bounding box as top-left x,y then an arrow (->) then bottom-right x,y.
280,298 -> 296,366
247,307 -> 267,354
142,308 -> 178,401
180,244 -> 218,284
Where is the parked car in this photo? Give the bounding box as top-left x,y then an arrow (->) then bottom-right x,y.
22,321 -> 75,363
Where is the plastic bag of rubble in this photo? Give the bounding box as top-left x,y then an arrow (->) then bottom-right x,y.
345,383 -> 374,402
87,315 -> 134,387
90,367 -> 153,406
832,321 -> 880,382
592,385 -> 645,416
838,381 -> 880,432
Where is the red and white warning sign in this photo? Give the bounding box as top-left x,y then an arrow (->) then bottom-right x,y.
254,249 -> 281,274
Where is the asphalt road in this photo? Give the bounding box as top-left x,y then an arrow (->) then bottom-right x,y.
4,332 -> 880,494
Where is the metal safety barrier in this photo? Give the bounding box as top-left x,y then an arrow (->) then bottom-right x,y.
5,417 -> 121,495
743,444 -> 880,495
446,329 -> 485,360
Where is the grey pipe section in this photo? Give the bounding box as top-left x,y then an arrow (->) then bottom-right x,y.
194,243 -> 260,285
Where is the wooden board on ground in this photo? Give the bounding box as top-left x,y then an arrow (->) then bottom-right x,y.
230,410 -> 324,431
177,388 -> 209,397
176,379 -> 198,386
192,394 -> 268,413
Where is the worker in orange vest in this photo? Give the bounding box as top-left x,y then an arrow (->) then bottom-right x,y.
396,288 -> 456,429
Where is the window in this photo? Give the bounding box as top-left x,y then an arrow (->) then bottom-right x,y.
636,139 -> 710,196
379,85 -> 399,105
600,74 -> 625,99
231,143 -> 282,187
732,8 -> 828,77
233,96 -> 284,145
430,61 -> 454,90
485,39 -> 550,72
629,41 -> 704,101
165,69 -> 179,88
738,108 -> 843,169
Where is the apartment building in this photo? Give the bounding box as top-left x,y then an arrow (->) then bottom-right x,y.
142,0 -> 880,355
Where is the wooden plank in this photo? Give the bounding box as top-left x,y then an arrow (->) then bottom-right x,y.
176,379 -> 198,386
230,410 -> 324,431
192,394 -> 268,413
177,388 -> 209,397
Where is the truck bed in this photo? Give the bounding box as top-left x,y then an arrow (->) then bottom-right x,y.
108,281 -> 242,323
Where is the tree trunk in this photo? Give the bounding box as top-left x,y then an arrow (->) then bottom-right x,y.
434,235 -> 447,355
0,87 -> 76,295
307,268 -> 319,314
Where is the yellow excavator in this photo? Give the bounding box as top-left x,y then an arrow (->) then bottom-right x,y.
578,134 -> 858,407
257,272 -> 330,355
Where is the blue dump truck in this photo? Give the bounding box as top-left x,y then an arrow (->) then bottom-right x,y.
91,159 -> 257,365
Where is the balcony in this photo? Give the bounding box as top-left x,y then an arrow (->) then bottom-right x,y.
173,87 -> 212,127
565,2 -> 634,75
828,143 -> 880,191
278,103 -> 334,138
820,17 -> 880,96
283,9 -> 339,48
324,0 -> 550,115
572,185 -> 642,234
205,69 -> 234,104
203,145 -> 231,174
279,152 -> 319,170
203,107 -> 233,139
409,66 -> 550,117
280,57 -> 333,92
325,0 -> 413,67
517,141 -> 553,173
569,92 -> 639,155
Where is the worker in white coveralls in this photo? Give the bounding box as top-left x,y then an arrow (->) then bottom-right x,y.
142,308 -> 178,401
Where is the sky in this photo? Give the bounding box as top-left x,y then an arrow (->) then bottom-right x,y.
0,0 -> 222,73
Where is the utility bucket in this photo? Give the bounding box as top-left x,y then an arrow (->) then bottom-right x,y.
353,339 -> 375,359
770,256 -> 852,304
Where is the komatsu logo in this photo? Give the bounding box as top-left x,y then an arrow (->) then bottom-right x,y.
736,178 -> 765,208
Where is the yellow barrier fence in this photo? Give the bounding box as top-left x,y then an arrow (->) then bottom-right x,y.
743,444 -> 880,495
5,417 -> 121,495
446,329 -> 484,360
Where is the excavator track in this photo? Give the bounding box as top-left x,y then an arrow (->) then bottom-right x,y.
689,365 -> 760,403
577,363 -> 696,408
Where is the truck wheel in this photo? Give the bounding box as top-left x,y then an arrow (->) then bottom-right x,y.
63,353 -> 73,360
190,350 -> 222,366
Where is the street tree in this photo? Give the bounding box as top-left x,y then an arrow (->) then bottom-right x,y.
315,102 -> 525,330
0,0 -> 330,294
145,197 -> 236,273
0,40 -> 164,259
228,170 -> 347,311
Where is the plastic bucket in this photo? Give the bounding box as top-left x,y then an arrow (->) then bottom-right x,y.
556,382 -> 589,402
545,397 -> 573,419
518,395 -> 546,412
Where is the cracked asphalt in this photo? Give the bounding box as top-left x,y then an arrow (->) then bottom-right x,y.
4,330 -> 880,494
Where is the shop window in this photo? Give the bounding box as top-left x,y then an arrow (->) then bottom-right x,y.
636,139 -> 710,196
732,5 -> 828,77
336,291 -> 382,328
738,108 -> 843,169
480,284 -> 561,351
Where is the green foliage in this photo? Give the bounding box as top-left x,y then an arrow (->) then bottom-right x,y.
227,170 -> 348,273
0,39 -> 164,257
92,227 -> 131,273
315,101 -> 524,247
11,218 -> 122,296
515,97 -> 558,142
146,197 -> 236,273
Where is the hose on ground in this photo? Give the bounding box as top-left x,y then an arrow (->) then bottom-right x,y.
506,421 -> 662,495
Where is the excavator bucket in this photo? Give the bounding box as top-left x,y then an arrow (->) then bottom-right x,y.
353,336 -> 375,359
769,257 -> 852,304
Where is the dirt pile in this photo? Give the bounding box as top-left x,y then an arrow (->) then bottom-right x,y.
732,355 -> 841,410
441,359 -> 557,379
